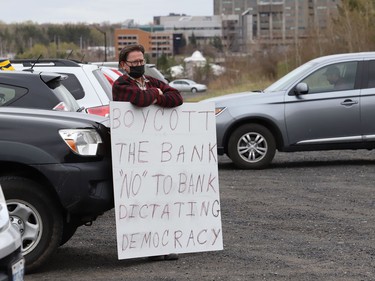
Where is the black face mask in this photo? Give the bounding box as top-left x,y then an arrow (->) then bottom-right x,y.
128,65 -> 145,79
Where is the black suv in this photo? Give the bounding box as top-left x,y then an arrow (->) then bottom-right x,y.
0,70 -> 81,112
0,107 -> 113,272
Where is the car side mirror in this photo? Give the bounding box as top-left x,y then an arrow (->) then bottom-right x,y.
294,83 -> 309,95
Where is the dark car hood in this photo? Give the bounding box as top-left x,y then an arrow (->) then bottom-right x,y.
0,107 -> 110,127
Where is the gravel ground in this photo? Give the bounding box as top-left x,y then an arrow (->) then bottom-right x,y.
26,150 -> 375,281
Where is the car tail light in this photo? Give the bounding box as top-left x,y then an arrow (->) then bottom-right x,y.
86,105 -> 110,117
53,102 -> 69,111
109,68 -> 123,76
103,73 -> 114,85
100,67 -> 122,86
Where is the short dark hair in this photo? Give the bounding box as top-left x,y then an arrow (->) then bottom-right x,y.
118,44 -> 145,64
324,66 -> 340,76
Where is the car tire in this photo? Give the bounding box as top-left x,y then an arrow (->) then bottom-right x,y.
228,124 -> 276,169
191,88 -> 197,93
0,176 -> 63,273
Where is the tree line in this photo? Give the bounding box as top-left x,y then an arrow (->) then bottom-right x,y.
280,0 -> 375,76
0,21 -> 120,61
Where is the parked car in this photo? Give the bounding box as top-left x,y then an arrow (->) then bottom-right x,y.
204,52 -> 375,169
99,66 -> 123,86
0,70 -> 81,112
11,59 -> 112,116
0,107 -> 113,272
0,184 -> 24,281
92,61 -> 169,84
169,79 -> 207,93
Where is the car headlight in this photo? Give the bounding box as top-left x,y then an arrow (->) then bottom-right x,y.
59,129 -> 102,156
0,187 -> 10,232
215,107 -> 226,116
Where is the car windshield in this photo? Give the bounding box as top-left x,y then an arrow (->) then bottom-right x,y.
146,65 -> 168,83
265,61 -> 318,92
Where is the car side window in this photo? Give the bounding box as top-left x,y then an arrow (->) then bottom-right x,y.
0,84 -> 28,106
58,73 -> 85,100
301,62 -> 357,94
366,60 -> 375,88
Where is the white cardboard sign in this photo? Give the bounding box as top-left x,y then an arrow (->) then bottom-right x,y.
110,101 -> 223,259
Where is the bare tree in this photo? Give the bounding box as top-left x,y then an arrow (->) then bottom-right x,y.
331,0 -> 375,52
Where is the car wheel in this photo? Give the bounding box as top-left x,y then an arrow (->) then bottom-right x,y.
191,88 -> 197,93
1,176 -> 63,272
228,124 -> 276,169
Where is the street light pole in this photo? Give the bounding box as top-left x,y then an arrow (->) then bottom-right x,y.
104,33 -> 107,62
94,26 -> 107,62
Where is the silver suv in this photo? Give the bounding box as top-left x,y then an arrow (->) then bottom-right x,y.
205,52 -> 375,169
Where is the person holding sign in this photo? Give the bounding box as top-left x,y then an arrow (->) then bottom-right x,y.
112,44 -> 183,261
112,44 -> 183,107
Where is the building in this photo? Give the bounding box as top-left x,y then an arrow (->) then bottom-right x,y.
114,28 -> 175,59
214,0 -> 258,15
157,15 -> 223,45
214,0 -> 339,50
113,1 -> 340,56
113,14 -> 242,58
114,29 -> 150,58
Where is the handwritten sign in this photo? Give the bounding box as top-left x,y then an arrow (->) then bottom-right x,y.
110,102 -> 223,259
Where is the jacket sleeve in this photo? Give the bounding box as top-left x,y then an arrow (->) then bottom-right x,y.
148,77 -> 184,108
112,76 -> 159,107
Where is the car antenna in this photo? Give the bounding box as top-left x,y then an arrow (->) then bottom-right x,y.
66,50 -> 73,60
23,54 -> 42,73
30,54 -> 42,70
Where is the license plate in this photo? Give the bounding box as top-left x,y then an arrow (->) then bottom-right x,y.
11,258 -> 25,281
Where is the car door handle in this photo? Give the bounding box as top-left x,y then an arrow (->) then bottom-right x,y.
341,99 -> 358,106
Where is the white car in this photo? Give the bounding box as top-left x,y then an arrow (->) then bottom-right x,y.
0,185 -> 24,280
98,66 -> 123,86
169,79 -> 207,93
93,62 -> 169,84
12,59 -> 113,117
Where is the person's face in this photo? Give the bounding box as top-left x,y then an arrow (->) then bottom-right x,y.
326,73 -> 338,85
120,51 -> 145,73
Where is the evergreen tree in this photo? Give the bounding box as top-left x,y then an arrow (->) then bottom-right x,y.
211,36 -> 223,52
189,32 -> 197,48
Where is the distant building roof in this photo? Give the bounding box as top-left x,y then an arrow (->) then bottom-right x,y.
184,51 -> 206,63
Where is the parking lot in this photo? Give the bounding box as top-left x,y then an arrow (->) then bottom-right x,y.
25,150 -> 375,281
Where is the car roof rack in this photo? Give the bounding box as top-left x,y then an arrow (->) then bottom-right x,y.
11,59 -> 81,67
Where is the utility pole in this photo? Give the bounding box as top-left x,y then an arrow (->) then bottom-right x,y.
94,26 -> 107,62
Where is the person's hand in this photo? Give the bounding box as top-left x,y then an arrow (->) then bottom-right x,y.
153,88 -> 163,104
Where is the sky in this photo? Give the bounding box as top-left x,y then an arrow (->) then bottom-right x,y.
1,0 -> 213,25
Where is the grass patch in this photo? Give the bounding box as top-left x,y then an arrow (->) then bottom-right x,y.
185,78 -> 272,102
